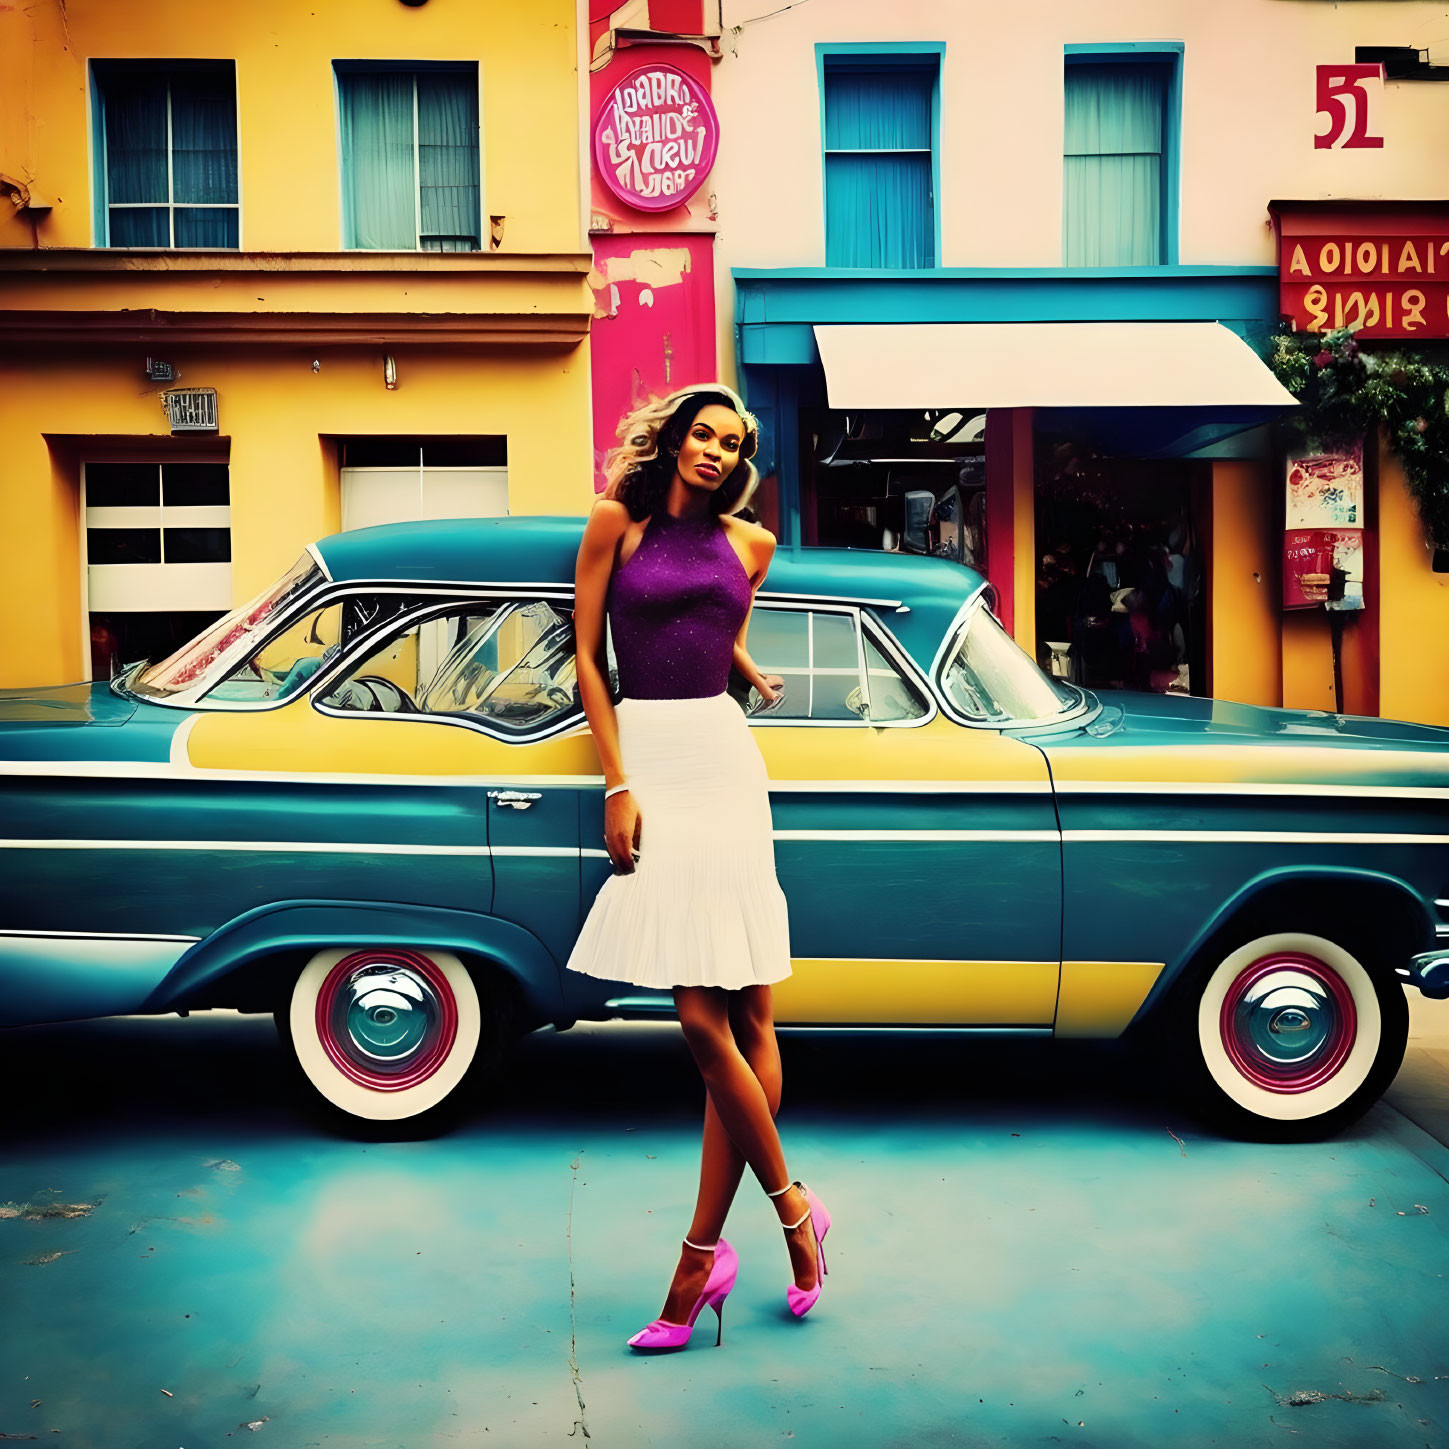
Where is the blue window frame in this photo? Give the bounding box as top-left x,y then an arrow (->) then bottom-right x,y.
817,44 -> 943,270
91,62 -> 239,249
335,62 -> 482,251
1063,44 -> 1183,266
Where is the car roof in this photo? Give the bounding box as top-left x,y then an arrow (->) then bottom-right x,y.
312,515 -> 984,671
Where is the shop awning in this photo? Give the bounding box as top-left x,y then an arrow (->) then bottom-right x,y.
813,322 -> 1297,411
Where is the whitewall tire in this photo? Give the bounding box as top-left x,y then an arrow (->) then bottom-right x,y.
1188,931 -> 1407,1137
285,947 -> 482,1122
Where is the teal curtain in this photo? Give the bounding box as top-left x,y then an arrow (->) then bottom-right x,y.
823,66 -> 934,268
171,73 -> 239,247
104,74 -> 169,246
103,68 -> 237,248
1063,64 -> 1165,266
418,73 -> 479,250
340,73 -> 418,249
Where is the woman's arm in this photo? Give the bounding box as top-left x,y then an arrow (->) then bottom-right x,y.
574,500 -> 640,871
731,524 -> 782,702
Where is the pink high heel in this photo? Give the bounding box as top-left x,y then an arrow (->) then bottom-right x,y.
782,1182 -> 830,1318
627,1238 -> 738,1351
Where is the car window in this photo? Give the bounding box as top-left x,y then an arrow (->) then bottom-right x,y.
205,602 -> 345,704
745,608 -> 928,724
941,604 -> 1076,723
861,630 -> 930,722
132,550 -> 324,698
201,594 -> 427,705
318,600 -> 581,736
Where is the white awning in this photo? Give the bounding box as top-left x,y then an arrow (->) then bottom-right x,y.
813,322 -> 1298,411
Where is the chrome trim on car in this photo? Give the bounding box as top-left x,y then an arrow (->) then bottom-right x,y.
1063,829 -> 1449,846
0,840 -> 496,856
0,928 -> 201,943
768,779 -> 1052,794
1053,780 -> 1449,801
931,595 -> 1096,733
0,760 -> 609,786
305,541 -> 333,582
774,829 -> 1060,843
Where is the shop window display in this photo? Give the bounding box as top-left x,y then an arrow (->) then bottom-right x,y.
1035,448 -> 1207,696
801,408 -> 985,568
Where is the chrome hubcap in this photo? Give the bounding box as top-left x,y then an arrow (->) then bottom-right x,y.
1220,953 -> 1356,1093
315,949 -> 460,1092
338,967 -> 439,1068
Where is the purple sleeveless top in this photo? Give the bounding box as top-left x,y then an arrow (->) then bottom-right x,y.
608,510 -> 752,700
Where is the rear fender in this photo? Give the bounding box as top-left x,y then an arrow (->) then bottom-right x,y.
1128,865 -> 1430,1030
145,899 -> 566,1023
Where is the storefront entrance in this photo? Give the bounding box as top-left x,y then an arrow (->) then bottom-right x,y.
798,407 -> 987,570
1034,445 -> 1209,696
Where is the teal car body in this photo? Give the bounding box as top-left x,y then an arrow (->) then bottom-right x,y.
1,516 -> 1444,1135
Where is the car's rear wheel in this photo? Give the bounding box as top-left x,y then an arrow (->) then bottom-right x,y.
1179,931 -> 1408,1140
277,947 -> 483,1124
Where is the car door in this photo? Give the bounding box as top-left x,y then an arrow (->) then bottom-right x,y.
182,595 -> 593,980
304,596 -> 593,974
745,603 -> 1062,1027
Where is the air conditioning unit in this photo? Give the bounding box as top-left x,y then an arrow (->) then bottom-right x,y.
164,388 -> 218,432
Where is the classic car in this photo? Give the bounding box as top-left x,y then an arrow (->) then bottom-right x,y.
2,515 -> 1446,1140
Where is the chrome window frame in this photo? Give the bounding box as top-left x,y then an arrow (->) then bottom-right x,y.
113,569 -> 939,736
309,594 -> 590,746
932,593 -> 1096,732
115,582 -> 573,712
744,600 -> 936,730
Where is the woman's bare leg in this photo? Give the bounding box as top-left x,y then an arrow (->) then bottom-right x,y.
656,986 -> 817,1323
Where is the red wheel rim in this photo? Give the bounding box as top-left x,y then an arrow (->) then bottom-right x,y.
1219,951 -> 1357,1093
314,949 -> 459,1092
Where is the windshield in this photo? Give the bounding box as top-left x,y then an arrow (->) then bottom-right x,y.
131,552 -> 325,699
940,603 -> 1078,724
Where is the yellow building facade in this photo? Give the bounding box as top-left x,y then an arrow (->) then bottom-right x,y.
0,0 -> 592,686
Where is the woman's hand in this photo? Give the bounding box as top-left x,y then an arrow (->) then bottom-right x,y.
605,790 -> 642,873
756,674 -> 787,710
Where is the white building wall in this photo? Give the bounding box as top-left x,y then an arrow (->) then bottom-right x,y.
710,0 -> 1449,377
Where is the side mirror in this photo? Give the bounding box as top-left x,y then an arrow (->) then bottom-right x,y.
901,490 -> 933,553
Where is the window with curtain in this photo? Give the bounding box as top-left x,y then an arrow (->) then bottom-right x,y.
95,63 -> 239,248
823,59 -> 936,269
338,67 -> 480,251
1063,62 -> 1168,266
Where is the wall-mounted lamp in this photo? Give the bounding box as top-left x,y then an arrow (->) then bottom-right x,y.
383,355 -> 397,390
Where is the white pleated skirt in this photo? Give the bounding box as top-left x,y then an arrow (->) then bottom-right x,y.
565,692 -> 793,990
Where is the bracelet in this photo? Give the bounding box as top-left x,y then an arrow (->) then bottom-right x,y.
604,783 -> 630,800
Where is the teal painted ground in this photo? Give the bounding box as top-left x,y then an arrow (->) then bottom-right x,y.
2,1015 -> 1446,1449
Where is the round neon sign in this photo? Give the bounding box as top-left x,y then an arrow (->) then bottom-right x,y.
594,64 -> 719,213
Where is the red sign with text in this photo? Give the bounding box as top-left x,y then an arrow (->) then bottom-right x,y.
1315,64 -> 1384,150
1275,208 -> 1449,339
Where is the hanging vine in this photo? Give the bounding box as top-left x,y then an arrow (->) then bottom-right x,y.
1269,326 -> 1449,548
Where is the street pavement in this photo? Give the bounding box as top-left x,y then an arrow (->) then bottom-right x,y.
2,996 -> 1446,1449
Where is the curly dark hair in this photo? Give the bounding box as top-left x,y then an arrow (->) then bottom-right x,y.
603,388 -> 760,522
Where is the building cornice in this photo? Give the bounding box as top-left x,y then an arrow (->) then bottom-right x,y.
0,248 -> 594,346
0,248 -> 594,275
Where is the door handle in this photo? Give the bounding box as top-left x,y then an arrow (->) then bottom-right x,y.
487,790 -> 542,810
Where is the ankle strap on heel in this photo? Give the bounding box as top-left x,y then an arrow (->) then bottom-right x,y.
766,1179 -> 802,1199
682,1236 -> 717,1252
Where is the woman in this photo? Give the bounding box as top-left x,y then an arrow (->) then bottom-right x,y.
566,385 -> 830,1352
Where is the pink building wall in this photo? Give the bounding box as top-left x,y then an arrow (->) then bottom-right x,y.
587,2 -> 719,489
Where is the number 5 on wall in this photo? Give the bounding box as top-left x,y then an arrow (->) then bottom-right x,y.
1316,64 -> 1385,150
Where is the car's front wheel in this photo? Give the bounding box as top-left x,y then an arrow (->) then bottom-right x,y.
277,947 -> 483,1124
1180,931 -> 1408,1140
